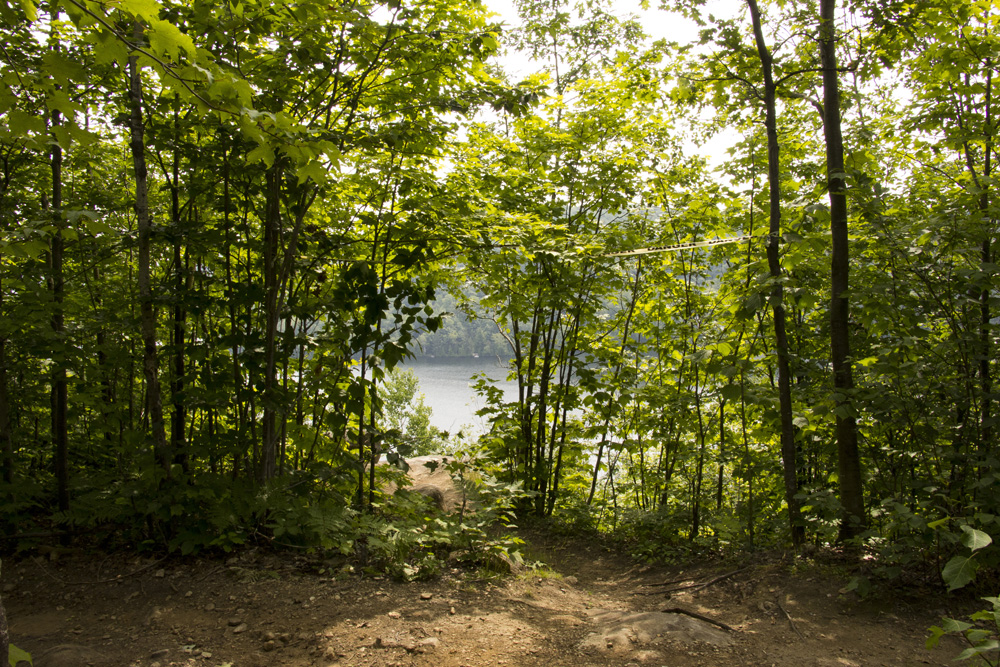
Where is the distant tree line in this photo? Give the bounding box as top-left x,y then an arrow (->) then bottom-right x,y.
413,290 -> 510,359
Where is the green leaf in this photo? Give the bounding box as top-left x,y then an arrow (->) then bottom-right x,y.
119,0 -> 161,20
926,625 -> 945,649
966,629 -> 993,644
18,0 -> 36,21
956,640 -> 999,661
295,160 -> 327,185
720,384 -> 742,401
147,18 -> 196,61
941,617 -> 974,633
960,525 -> 993,552
845,575 -> 871,599
942,555 -> 979,591
246,144 -> 275,167
5,109 -> 45,137
8,644 -> 32,667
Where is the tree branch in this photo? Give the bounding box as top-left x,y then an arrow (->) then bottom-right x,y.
60,0 -> 223,113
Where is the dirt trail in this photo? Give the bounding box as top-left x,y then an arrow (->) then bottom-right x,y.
2,532 -> 971,667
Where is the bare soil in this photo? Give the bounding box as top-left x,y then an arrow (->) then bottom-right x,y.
3,530 -> 974,667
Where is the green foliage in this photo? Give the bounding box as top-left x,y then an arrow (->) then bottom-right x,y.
928,597 -> 1000,665
414,291 -> 511,358
927,524 -> 999,663
380,369 -> 447,457
8,645 -> 32,667
1,0 -> 1000,646
359,454 -> 529,580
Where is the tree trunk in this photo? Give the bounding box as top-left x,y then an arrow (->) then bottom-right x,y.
716,399 -> 725,511
221,146 -> 246,478
747,0 -> 804,547
0,322 -> 10,485
48,11 -> 69,514
587,260 -> 643,505
259,162 -> 281,484
691,364 -> 706,540
49,115 -> 69,514
94,267 -> 117,457
0,588 -> 8,667
819,0 -> 865,540
169,114 -> 188,473
978,66 -> 993,458
128,23 -> 170,480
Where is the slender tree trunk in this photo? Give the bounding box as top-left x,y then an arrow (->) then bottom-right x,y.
94,266 -> 116,454
221,148 -> 245,478
128,23 -> 170,480
716,399 -> 725,511
170,130 -> 188,473
587,260 -> 643,505
747,0 -> 804,547
978,66 -> 993,456
819,0 -> 865,540
259,162 -> 281,483
0,586 -> 8,667
740,367 -> 754,546
168,112 -> 187,472
49,80 -> 69,514
0,270 -> 11,485
691,364 -> 707,540
0,160 -> 10,486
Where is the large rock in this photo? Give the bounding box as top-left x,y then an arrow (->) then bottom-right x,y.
391,456 -> 468,513
579,609 -> 732,654
33,644 -> 109,667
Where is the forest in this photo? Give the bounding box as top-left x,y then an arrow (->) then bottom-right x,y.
1,0 -> 998,616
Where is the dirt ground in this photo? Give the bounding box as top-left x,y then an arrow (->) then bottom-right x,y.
2,529 -> 977,667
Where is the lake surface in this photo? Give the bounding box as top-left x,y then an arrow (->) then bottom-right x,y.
401,357 -> 518,435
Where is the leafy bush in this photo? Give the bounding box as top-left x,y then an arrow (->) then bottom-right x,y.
927,526 -> 999,665
350,453 -> 529,580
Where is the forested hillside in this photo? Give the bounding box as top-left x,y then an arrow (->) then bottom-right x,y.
1,0 -> 998,608
411,290 -> 510,358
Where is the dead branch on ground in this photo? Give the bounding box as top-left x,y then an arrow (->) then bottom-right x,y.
640,568 -> 747,596
660,607 -> 736,633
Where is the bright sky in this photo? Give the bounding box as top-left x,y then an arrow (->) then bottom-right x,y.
482,0 -> 744,169
484,0 -> 703,76
484,0 -> 744,52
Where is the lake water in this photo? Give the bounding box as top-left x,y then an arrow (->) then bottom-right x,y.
401,357 -> 518,435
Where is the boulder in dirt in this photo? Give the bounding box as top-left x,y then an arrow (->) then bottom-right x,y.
387,456 -> 467,512
33,644 -> 109,667
579,609 -> 732,654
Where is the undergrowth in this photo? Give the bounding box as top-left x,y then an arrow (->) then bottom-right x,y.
1,455 -> 528,584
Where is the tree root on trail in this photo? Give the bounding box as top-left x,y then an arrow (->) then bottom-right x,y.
641,568 -> 747,596
31,553 -> 170,586
775,598 -> 805,638
659,607 -> 736,633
